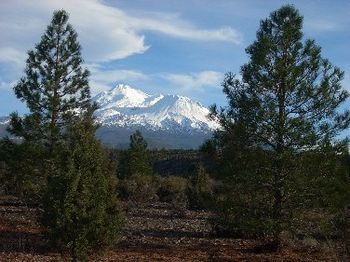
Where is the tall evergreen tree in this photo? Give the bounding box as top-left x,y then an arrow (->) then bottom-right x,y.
43,106 -> 123,261
118,130 -> 152,178
210,5 -> 350,249
4,10 -> 124,260
8,10 -> 90,152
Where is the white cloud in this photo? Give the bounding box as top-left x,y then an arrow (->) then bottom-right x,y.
0,0 -> 241,65
0,82 -> 9,90
89,80 -> 110,95
0,81 -> 16,91
0,47 -> 26,66
130,14 -> 241,44
0,0 -> 240,99
164,71 -> 223,90
89,67 -> 148,84
0,0 -> 149,63
87,64 -> 149,94
304,19 -> 340,33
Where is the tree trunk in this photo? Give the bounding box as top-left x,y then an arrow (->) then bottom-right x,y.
271,181 -> 282,250
272,67 -> 287,250
71,239 -> 77,262
49,31 -> 61,154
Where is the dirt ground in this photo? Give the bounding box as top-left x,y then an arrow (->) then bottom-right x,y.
0,197 -> 343,261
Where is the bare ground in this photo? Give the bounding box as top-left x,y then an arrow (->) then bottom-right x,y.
0,197 -> 342,261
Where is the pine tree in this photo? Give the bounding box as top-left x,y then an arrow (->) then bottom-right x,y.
118,130 -> 152,178
210,5 -> 350,249
4,10 -> 124,260
8,10 -> 90,152
43,106 -> 124,261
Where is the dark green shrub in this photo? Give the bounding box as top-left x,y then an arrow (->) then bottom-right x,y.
0,138 -> 47,204
209,182 -> 272,239
186,163 -> 212,210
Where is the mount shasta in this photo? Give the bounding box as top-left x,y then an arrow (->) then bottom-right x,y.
0,84 -> 219,149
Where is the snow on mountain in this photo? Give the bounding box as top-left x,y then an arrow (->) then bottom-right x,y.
93,84 -> 219,133
0,118 -> 10,125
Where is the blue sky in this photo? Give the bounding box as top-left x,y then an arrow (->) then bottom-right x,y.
1,0 -> 350,116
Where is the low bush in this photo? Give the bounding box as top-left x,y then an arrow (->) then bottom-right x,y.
156,176 -> 187,202
186,163 -> 212,210
118,175 -> 158,203
156,176 -> 188,216
0,139 -> 47,204
118,174 -> 191,215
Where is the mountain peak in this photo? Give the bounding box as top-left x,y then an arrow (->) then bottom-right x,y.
108,84 -> 149,99
94,84 -> 150,108
109,84 -> 146,95
93,84 -> 220,132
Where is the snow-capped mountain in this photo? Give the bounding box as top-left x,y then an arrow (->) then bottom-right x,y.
0,116 -> 10,125
93,84 -> 219,133
0,85 -> 219,148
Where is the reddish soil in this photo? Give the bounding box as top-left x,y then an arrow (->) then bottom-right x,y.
0,197 -> 342,261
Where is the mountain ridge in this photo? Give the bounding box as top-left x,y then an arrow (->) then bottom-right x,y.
93,84 -> 219,133
0,84 -> 218,148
